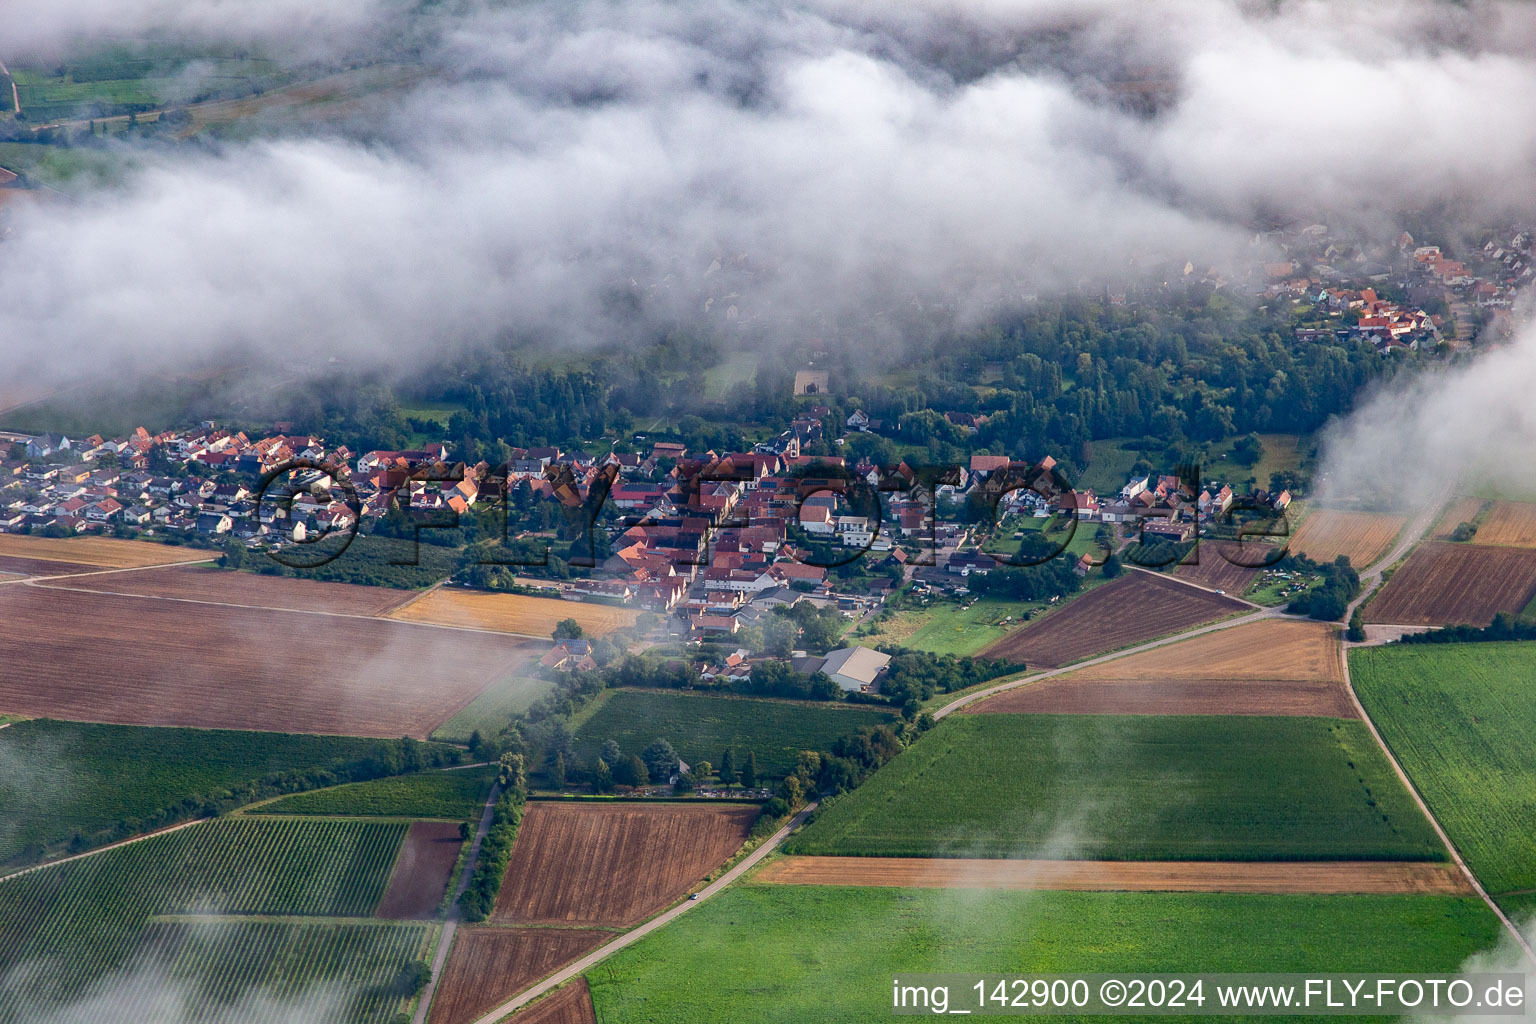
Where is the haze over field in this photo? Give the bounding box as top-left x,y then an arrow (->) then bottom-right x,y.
4,0 -> 1536,498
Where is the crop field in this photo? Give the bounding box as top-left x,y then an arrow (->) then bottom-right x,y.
1433,498 -> 1488,540
255,767 -> 496,820
571,689 -> 895,780
511,979 -> 597,1024
586,886 -> 1501,1024
0,719 -> 438,865
46,564 -> 416,615
1172,545 -> 1261,594
492,801 -> 757,926
0,585 -> 515,737
972,620 -> 1354,718
756,856 -> 1470,894
979,573 -> 1245,669
5,918 -> 436,1024
1365,542 -> 1536,626
377,822 -> 464,920
0,534 -> 208,576
0,818 -> 412,1020
391,588 -> 639,637
431,675 -> 556,743
1286,509 -> 1404,567
1472,500 -> 1536,548
786,714 -> 1442,861
429,927 -> 610,1024
1353,642 -> 1536,898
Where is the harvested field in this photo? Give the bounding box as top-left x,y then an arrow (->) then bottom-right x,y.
1474,501 -> 1536,549
431,929 -> 608,1024
1173,545 -> 1260,594
0,586 -> 523,737
1365,542 -> 1536,627
1068,619 -> 1343,681
0,534 -> 209,570
392,588 -> 639,637
511,980 -> 598,1024
377,821 -> 463,920
492,802 -> 757,926
979,573 -> 1245,669
1287,509 -> 1404,568
44,564 -> 415,615
756,856 -> 1471,894
1433,498 -> 1488,540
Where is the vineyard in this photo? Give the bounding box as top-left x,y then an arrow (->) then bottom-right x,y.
0,818 -> 419,1023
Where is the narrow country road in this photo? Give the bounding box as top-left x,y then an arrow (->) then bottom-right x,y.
465,802 -> 819,1024
414,779 -> 503,1024
0,58 -> 19,116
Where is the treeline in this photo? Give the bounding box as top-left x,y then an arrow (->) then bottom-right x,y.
757,714 -> 932,834
1398,613 -> 1536,645
877,650 -> 1019,706
10,737 -> 461,869
458,754 -> 528,922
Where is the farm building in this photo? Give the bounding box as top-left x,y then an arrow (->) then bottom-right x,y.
818,645 -> 891,693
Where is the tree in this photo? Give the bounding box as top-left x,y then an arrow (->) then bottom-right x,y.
642,739 -> 679,782
552,618 -> 584,641
551,751 -> 567,789
592,757 -> 614,794
1232,433 -> 1264,468
761,615 -> 797,658
694,760 -> 712,782
601,739 -> 622,765
458,821 -> 472,842
614,753 -> 649,788
718,748 -> 737,787
218,539 -> 246,570
740,750 -> 758,790
1102,552 -> 1123,578
1347,608 -> 1366,643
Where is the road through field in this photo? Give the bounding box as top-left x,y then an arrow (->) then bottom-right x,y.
465,803 -> 818,1024
415,779 -> 503,1024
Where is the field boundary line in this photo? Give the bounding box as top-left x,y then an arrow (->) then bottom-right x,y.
1130,564 -> 1260,608
468,803 -> 818,1024
0,817 -> 206,884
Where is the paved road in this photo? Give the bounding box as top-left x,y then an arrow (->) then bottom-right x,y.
465,803 -> 819,1024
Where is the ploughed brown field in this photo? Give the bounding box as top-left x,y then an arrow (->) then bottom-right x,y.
391,589 -> 639,637
509,979 -> 598,1024
377,821 -> 464,920
755,856 -> 1472,895
979,573 -> 1246,669
1473,500 -> 1536,549
492,802 -> 757,927
0,585 -> 521,737
1173,544 -> 1260,594
1433,498 -> 1488,540
1286,509 -> 1404,568
1365,542 -> 1536,627
429,928 -> 608,1024
972,619 -> 1353,718
41,564 -> 416,616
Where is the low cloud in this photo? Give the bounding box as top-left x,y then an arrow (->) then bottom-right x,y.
3,0 -> 1536,389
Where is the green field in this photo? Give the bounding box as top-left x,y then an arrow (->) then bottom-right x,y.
588,885 -> 1501,1023
430,675 -> 555,743
253,767 -> 495,819
571,689 -> 895,780
1076,437 -> 1142,494
0,720 -> 443,865
786,714 -> 1443,861
1353,642 -> 1536,897
0,818 -> 422,1023
864,598 -> 1022,656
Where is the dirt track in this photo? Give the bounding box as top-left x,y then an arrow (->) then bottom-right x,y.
755,856 -> 1472,894
45,564 -> 416,616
